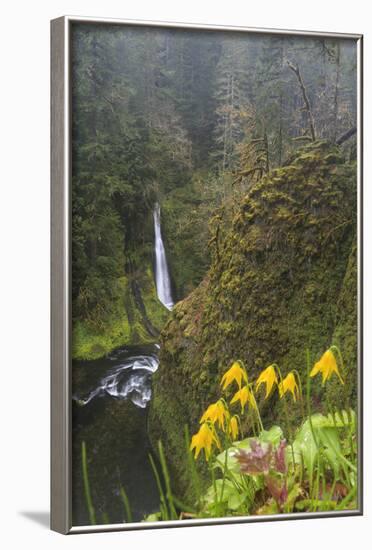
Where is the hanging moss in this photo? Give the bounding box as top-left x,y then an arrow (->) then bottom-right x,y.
148,141 -> 357,500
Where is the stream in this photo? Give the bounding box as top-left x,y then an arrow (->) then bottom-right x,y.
72,204 -> 173,526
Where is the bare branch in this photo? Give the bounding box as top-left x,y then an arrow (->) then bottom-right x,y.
287,60 -> 316,141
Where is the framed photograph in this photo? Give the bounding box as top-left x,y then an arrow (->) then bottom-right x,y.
51,16 -> 363,534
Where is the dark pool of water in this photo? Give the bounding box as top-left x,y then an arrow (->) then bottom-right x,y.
72,344 -> 161,526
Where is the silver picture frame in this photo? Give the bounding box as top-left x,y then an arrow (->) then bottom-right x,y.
51,15 -> 363,534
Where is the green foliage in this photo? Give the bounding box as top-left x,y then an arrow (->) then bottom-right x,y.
120,487 -> 133,523
72,273 -> 169,360
70,25 -> 358,523
148,442 -> 179,521
291,411 -> 356,479
71,26 -> 198,355
80,349 -> 357,524
190,355 -> 357,518
149,142 -> 357,501
71,26 -> 357,359
327,243 -> 358,406
145,353 -> 357,522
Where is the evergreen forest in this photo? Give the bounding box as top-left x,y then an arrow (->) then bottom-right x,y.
71,23 -> 359,526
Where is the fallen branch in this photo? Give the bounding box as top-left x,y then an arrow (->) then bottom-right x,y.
336,127 -> 357,146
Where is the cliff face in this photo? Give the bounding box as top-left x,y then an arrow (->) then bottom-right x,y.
148,141 -> 357,499
72,266 -> 169,360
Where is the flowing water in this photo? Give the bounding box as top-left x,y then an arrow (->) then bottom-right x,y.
72,204 -> 174,526
154,203 -> 174,310
72,345 -> 161,525
73,352 -> 159,409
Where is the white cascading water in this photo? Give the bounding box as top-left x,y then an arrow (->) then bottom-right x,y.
74,205 -> 174,412
73,354 -> 159,409
153,203 -> 174,310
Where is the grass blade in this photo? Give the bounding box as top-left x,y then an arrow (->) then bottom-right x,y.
81,441 -> 96,525
158,440 -> 178,519
149,453 -> 169,520
120,487 -> 133,523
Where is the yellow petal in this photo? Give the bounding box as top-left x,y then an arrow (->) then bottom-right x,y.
229,416 -> 239,440
310,349 -> 344,385
255,365 -> 278,399
280,372 -> 299,402
310,361 -> 321,378
221,362 -> 247,390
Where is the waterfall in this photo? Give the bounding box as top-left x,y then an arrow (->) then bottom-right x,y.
73,354 -> 159,409
153,203 -> 174,310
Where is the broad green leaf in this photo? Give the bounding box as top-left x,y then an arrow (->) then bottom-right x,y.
204,479 -> 235,504
214,447 -> 242,475
317,427 -> 342,476
310,410 -> 356,431
290,412 -> 355,478
258,426 -> 283,446
204,478 -> 252,512
232,437 -> 254,450
291,420 -> 318,474
143,512 -> 162,522
228,491 -> 247,511
255,498 -> 279,515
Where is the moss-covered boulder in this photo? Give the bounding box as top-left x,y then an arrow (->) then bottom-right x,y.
149,141 -> 357,500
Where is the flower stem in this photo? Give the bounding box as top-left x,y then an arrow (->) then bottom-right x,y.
306,349 -> 319,496
184,425 -> 202,510
274,363 -> 295,470
293,368 -> 305,420
219,440 -> 229,503
250,390 -> 264,432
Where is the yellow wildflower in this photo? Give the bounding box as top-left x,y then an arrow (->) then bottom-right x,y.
200,400 -> 228,430
255,365 -> 278,399
228,415 -> 239,441
190,422 -> 220,460
310,349 -> 344,385
230,385 -> 256,412
279,372 -> 299,402
221,361 -> 248,391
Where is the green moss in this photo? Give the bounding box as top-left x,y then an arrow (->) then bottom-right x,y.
72,270 -> 169,360
149,142 -> 358,500
72,317 -> 129,361
326,242 -> 358,407
160,173 -> 217,300
140,267 -> 170,329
